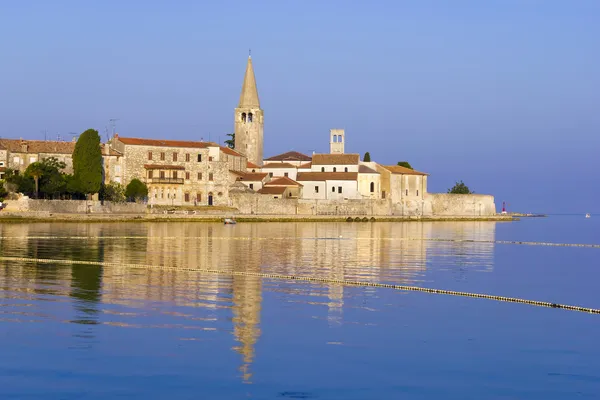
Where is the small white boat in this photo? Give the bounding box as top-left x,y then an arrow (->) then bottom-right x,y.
224,218 -> 237,225
586,213 -> 591,218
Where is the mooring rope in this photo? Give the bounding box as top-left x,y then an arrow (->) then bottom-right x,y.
0,256 -> 598,315
1,236 -> 599,248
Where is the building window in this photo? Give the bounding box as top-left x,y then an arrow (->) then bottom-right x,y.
289,192 -> 292,197
209,156 -> 213,161
148,170 -> 153,179
196,193 -> 201,202
209,173 -> 213,181
332,187 -> 335,192
186,172 -> 190,180
184,193 -> 190,202
252,169 -> 255,173
249,183 -> 254,190
321,167 -> 325,172
0,161 -> 4,167
333,167 -> 337,172
382,191 -> 386,199
417,190 -> 419,196
173,171 -> 178,179
160,152 -> 165,161
13,157 -> 19,164
114,177 -> 121,184
269,172 -> 273,177
241,112 -> 246,122
186,153 -> 190,162
370,182 -> 374,193
148,152 -> 153,160
248,113 -> 253,122
173,153 -> 178,161
198,172 -> 203,180
344,167 -> 348,172
406,189 -> 408,196
338,186 -> 342,193
160,171 -> 165,179
284,172 -> 288,177
315,186 -> 319,193
197,154 -> 202,162
115,165 -> 121,174
29,157 -> 36,164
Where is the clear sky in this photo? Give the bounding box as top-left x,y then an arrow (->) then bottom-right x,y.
1,0 -> 598,213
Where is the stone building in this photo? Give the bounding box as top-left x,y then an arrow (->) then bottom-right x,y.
109,135 -> 247,206
0,138 -> 123,184
234,56 -> 264,167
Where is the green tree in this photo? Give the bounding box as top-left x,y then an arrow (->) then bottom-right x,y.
447,180 -> 474,194
125,179 -> 148,202
100,182 -> 126,203
25,162 -> 45,198
0,181 -> 8,201
224,133 -> 235,149
363,152 -> 371,162
73,129 -> 103,197
397,161 -> 413,169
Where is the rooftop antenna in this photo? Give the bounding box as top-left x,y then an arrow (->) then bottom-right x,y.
249,48 -> 251,57
56,133 -> 61,141
109,118 -> 119,137
42,129 -> 47,141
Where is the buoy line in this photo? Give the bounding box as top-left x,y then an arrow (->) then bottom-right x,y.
1,236 -> 599,248
1,256 -> 598,315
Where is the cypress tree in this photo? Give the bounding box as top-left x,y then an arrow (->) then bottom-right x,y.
363,152 -> 371,162
72,129 -> 103,196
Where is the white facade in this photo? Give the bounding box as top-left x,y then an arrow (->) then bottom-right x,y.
261,163 -> 297,181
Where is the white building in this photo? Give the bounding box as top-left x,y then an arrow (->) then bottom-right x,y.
296,172 -> 360,200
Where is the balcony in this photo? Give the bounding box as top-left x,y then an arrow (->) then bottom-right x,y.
147,177 -> 184,184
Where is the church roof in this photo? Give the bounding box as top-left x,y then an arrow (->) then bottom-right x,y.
257,186 -> 287,195
232,171 -> 269,182
238,56 -> 260,108
265,151 -> 312,162
311,153 -> 360,165
297,172 -> 358,181
358,165 -> 379,174
265,176 -> 303,187
117,136 -> 215,149
247,161 -> 260,169
262,162 -> 296,169
382,165 -> 429,176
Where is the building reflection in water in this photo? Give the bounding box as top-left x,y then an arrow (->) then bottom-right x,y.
0,220 -> 496,382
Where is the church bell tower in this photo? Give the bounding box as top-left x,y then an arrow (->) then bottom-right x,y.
234,56 -> 264,166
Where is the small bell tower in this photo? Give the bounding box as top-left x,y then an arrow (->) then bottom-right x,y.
329,129 -> 345,154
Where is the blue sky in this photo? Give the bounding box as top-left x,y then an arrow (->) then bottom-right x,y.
1,0 -> 598,213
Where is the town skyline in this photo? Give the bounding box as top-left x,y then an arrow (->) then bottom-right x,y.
1,1 -> 598,213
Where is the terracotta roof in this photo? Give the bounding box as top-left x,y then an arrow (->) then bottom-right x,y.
298,162 -> 312,169
296,172 -> 358,181
144,164 -> 185,170
118,136 -> 216,149
234,172 -> 269,181
266,176 -> 302,187
311,153 -> 360,165
0,139 -> 75,154
220,146 -> 244,157
262,162 -> 296,169
265,151 -> 312,162
383,165 -> 428,176
247,161 -> 260,169
0,167 -> 6,172
359,165 -> 379,174
257,186 -> 287,195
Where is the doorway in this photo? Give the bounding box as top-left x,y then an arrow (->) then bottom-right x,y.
208,193 -> 213,206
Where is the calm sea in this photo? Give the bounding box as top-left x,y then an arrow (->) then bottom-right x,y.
0,217 -> 599,399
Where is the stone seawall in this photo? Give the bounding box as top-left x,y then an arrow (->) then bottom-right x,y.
426,194 -> 496,216
4,199 -> 147,214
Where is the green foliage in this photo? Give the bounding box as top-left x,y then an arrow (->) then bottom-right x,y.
224,133 -> 235,149
73,129 -> 103,196
125,179 -> 148,202
447,180 -> 474,194
0,181 -> 8,201
100,182 -> 126,203
24,157 -> 67,199
363,152 -> 371,162
397,161 -> 413,169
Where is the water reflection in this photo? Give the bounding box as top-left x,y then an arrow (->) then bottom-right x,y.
0,221 -> 496,382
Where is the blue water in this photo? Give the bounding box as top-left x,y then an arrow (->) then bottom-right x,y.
0,217 -> 599,399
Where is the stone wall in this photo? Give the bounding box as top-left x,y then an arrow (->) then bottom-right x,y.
6,199 -> 146,214
426,193 -> 496,216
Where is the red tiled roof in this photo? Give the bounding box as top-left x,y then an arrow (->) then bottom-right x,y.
220,146 -> 244,157
311,153 -> 360,165
383,165 -> 428,176
265,151 -> 312,162
118,137 -> 214,149
234,172 -> 269,181
247,161 -> 260,169
144,164 -> 185,170
266,176 -> 303,187
359,165 -> 379,174
262,162 -> 296,169
257,186 -> 287,195
296,172 -> 358,181
298,162 -> 312,169
0,139 -> 75,154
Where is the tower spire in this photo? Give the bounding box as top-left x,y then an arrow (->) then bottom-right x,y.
238,56 -> 260,108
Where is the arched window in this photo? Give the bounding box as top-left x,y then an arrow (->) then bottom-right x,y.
241,113 -> 246,122
321,167 -> 325,172
332,135 -> 337,143
248,113 -> 253,122
370,182 -> 375,193
344,167 -> 348,172
333,167 -> 337,172
338,135 -> 343,143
